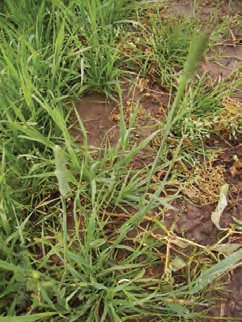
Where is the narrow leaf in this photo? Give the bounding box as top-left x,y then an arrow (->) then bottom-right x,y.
192,249 -> 242,293
0,312 -> 57,322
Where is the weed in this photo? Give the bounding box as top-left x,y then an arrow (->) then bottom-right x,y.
0,1 -> 242,321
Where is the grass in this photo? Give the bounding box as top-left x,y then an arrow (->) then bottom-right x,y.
0,0 -> 242,321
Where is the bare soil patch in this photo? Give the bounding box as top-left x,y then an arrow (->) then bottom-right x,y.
166,0 -> 242,19
201,45 -> 242,79
72,93 -> 119,147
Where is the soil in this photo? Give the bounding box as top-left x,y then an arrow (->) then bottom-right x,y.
72,93 -> 119,147
162,134 -> 242,246
167,0 -> 242,18
225,267 -> 242,318
201,45 -> 242,79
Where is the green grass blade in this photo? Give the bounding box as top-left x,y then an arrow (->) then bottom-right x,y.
192,249 -> 242,294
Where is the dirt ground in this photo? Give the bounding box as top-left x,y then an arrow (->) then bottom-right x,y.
167,0 -> 242,18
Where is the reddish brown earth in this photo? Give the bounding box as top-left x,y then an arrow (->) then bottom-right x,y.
71,93 -> 119,147
167,0 -> 242,18
205,267 -> 242,321
175,138 -> 242,243
201,45 -> 242,79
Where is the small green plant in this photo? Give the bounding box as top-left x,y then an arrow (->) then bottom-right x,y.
147,17 -> 196,87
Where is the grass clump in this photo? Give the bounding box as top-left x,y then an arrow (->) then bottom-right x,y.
120,14 -> 195,89
146,17 -> 195,88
